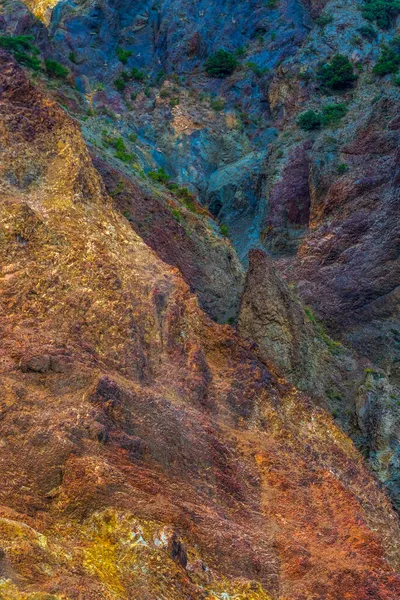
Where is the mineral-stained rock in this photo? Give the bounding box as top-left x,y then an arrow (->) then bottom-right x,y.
92,155 -> 245,324
290,97 -> 400,381
238,249 -> 361,403
238,249 -> 400,509
262,141 -> 313,256
0,48 -> 400,600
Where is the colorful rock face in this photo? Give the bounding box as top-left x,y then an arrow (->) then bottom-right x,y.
0,46 -> 400,600
0,0 -> 400,597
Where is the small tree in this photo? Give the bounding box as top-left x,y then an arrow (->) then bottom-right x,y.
321,103 -> 348,125
0,35 -> 41,71
45,58 -> 69,79
373,44 -> 400,75
116,47 -> 133,64
205,49 -> 238,77
362,0 -> 400,29
297,110 -> 322,131
357,24 -> 377,40
317,54 -> 358,90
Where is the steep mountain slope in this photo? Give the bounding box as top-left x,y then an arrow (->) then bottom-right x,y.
1,49 -> 400,600
4,0 -> 397,375
263,0 -> 400,380
239,250 -> 400,509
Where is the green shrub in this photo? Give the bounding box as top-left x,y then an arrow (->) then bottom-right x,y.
174,186 -> 197,210
298,104 -> 347,131
350,35 -> 362,47
220,223 -> 230,237
45,58 -> 69,79
235,46 -> 246,57
357,24 -> 377,40
176,187 -> 194,200
114,67 -> 145,91
0,34 -> 35,52
317,54 -> 358,90
321,102 -> 348,125
168,184 -> 201,216
205,49 -> 238,77
131,67 -> 145,81
362,0 -> 400,29
0,35 -> 41,71
155,70 -> 165,84
210,96 -> 225,111
315,13 -> 333,27
169,97 -> 180,108
102,135 -> 134,163
337,163 -> 348,174
246,61 -> 269,77
373,44 -> 400,74
102,134 -> 126,151
115,149 -> 135,163
114,77 -> 127,91
148,167 -> 170,184
171,208 -> 183,223
116,47 -> 133,64
297,110 -> 322,130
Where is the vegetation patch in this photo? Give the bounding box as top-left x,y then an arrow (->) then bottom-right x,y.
210,96 -> 226,111
297,110 -> 322,131
361,0 -> 400,29
220,223 -> 230,237
205,49 -> 238,77
102,133 -> 135,163
246,61 -> 269,77
305,306 -> 343,355
321,102 -> 348,125
131,67 -> 145,81
171,207 -> 183,223
0,35 -> 41,71
114,67 -> 145,91
45,58 -> 69,79
297,103 -> 347,130
315,13 -> 333,27
357,24 -> 378,40
373,39 -> 400,75
116,47 -> 133,64
317,54 -> 358,90
148,167 -> 171,184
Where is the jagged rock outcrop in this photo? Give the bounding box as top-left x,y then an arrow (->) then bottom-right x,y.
238,250 -> 364,403
239,249 -> 400,509
292,103 -> 400,379
92,155 -> 245,323
1,50 -> 400,599
259,0 -> 400,380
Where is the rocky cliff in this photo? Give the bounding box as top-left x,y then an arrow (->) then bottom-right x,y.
1,47 -> 400,600
0,0 -> 400,597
